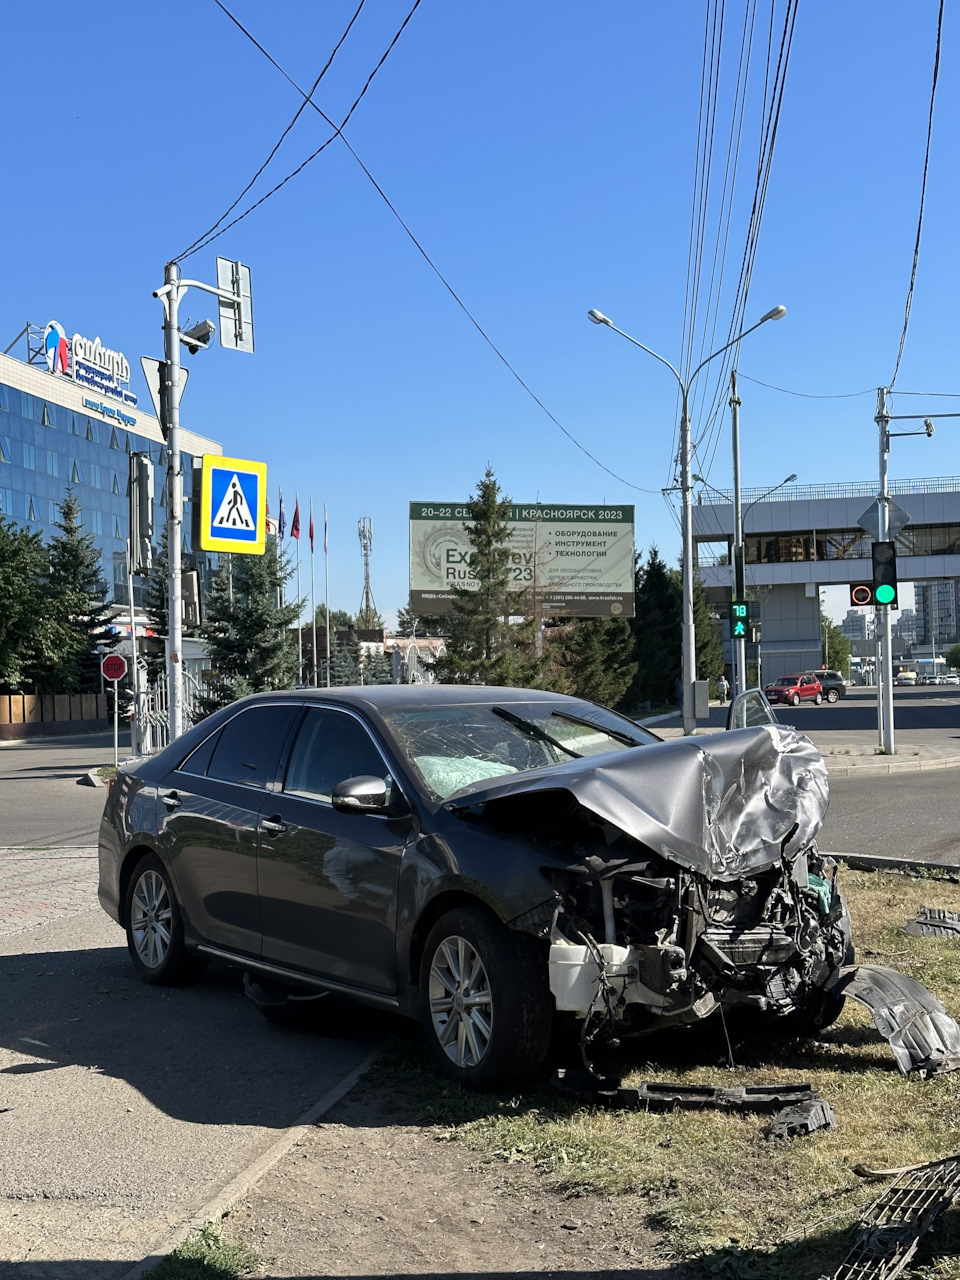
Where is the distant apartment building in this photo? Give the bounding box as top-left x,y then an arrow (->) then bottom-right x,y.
840,609 -> 874,642
915,581 -> 960,647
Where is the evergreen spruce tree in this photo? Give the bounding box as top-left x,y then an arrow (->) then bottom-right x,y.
434,468 -> 526,685
329,632 -> 362,686
624,547 -> 682,707
360,643 -> 394,685
396,606 -> 447,637
46,489 -> 118,692
692,571 -> 724,689
562,616 -> 638,708
0,518 -> 69,692
200,541 -> 301,707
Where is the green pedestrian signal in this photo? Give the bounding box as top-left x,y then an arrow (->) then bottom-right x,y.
729,600 -> 750,638
871,541 -> 898,609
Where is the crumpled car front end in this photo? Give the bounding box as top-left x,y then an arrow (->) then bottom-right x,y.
454,723 -> 848,1040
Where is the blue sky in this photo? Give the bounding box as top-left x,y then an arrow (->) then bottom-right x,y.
2,1 -> 954,623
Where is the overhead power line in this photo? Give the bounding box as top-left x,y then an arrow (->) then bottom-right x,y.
736,372 -> 874,399
176,0 -> 368,263
175,0 -> 423,262
889,0 -> 945,389
208,0 -> 662,495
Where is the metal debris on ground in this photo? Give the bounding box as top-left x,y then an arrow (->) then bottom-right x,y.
828,964 -> 960,1078
904,906 -> 960,940
823,1154 -> 960,1280
551,1070 -> 836,1140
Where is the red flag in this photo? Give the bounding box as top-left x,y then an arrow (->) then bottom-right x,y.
291,497 -> 300,540
309,500 -> 314,553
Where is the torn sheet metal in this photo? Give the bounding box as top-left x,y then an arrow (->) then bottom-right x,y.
825,1154 -> 960,1280
904,906 -> 960,939
448,724 -> 829,882
552,1069 -> 836,1140
829,965 -> 960,1078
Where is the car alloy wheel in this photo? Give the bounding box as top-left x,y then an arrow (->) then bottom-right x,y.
815,692 -> 823,705
827,689 -> 839,703
428,935 -> 493,1069
130,868 -> 172,970
791,693 -> 801,706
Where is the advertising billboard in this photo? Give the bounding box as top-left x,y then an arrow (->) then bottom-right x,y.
409,502 -> 635,617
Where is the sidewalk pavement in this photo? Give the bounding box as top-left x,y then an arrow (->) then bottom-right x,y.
640,705 -> 960,777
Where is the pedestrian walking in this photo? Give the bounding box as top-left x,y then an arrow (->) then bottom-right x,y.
717,675 -> 729,705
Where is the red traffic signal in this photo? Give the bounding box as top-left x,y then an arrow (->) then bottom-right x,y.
850,583 -> 873,606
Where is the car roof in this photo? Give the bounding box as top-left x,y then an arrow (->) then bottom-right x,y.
236,684 -> 593,712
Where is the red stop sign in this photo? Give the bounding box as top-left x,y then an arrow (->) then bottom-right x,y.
101,653 -> 128,682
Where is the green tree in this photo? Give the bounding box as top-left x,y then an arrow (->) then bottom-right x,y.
624,547 -> 682,708
944,643 -> 960,672
46,489 -> 118,692
396,606 -> 446,637
561,616 -> 637,708
360,643 -> 393,685
435,468 -> 529,685
692,571 -> 724,690
201,542 -> 301,706
0,518 -> 68,692
315,604 -> 355,632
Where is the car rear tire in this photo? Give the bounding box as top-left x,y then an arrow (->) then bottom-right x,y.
827,689 -> 839,703
419,907 -> 552,1091
791,693 -> 801,706
124,853 -> 205,985
814,692 -> 823,705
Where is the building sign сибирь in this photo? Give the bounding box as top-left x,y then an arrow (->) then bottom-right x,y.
409,502 -> 635,617
42,320 -> 137,408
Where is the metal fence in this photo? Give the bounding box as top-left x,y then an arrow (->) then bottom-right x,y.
135,670 -> 209,755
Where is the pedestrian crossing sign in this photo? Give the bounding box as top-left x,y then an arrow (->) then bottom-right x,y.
199,455 -> 268,554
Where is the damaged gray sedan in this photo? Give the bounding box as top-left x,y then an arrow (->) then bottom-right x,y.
98,685 -> 954,1091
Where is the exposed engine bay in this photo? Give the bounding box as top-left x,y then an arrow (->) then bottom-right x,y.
460,723 -> 848,1047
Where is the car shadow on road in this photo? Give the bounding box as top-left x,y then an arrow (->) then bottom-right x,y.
0,943 -> 382,1131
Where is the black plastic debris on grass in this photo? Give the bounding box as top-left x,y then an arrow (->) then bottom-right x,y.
904,906 -> 960,940
823,1154 -> 960,1280
828,965 -> 960,1078
551,1070 -> 836,1141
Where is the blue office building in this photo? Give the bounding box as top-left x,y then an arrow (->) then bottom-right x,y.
0,323 -> 222,610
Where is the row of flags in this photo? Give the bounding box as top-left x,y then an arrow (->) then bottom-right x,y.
275,491 -> 327,555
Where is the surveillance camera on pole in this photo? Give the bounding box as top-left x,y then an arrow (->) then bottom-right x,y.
151,256 -> 255,742
180,319 -> 217,355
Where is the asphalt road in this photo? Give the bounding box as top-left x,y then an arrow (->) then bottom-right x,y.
0,733 -> 130,847
822,770 -> 960,864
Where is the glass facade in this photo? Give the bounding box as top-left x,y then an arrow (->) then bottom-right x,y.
0,378 -> 215,609
741,524 -> 960,565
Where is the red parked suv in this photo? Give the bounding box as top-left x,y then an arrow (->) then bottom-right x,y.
764,674 -> 823,707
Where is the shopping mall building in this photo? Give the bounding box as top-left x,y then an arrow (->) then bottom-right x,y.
0,321 -> 221,610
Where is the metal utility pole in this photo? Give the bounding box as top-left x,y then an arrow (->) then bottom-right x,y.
876,388 -> 895,755
358,518 -> 377,629
588,305 -> 786,735
730,371 -> 746,695
152,256 -> 255,741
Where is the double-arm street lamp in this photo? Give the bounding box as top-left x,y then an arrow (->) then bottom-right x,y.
693,471 -> 797,693
588,305 -> 786,733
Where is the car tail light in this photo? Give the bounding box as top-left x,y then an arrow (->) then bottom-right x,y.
107,775 -> 117,796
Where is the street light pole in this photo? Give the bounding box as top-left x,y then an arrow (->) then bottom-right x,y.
588,305 -> 785,734
162,262 -> 185,742
876,387 -> 895,755
730,370 -> 745,694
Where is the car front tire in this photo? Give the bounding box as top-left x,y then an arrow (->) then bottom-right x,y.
791,693 -> 801,706
419,906 -> 552,1091
124,853 -> 204,985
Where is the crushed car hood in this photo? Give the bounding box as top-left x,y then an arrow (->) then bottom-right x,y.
446,724 -> 829,882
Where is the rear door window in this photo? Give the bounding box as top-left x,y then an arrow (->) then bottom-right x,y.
207,705 -> 299,788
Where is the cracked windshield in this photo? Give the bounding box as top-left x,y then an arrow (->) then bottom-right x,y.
384,701 -> 659,799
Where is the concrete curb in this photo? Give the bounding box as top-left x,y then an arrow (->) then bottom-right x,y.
119,1045 -> 382,1280
825,754 -> 960,778
830,852 -> 960,879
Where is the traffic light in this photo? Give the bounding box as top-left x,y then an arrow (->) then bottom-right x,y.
850,583 -> 873,607
871,541 -> 898,608
729,600 -> 750,638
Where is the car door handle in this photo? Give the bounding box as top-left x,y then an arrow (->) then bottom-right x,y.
260,816 -> 287,835
161,792 -> 181,809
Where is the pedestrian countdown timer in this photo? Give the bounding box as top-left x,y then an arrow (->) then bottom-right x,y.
729,600 -> 750,638
199,455 -> 267,554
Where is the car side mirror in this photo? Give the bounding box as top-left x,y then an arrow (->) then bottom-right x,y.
331,775 -> 396,815
727,688 -> 778,730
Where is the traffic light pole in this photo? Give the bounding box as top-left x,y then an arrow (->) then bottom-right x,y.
876,388 -> 895,755
159,263 -> 185,743
730,371 -> 747,695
